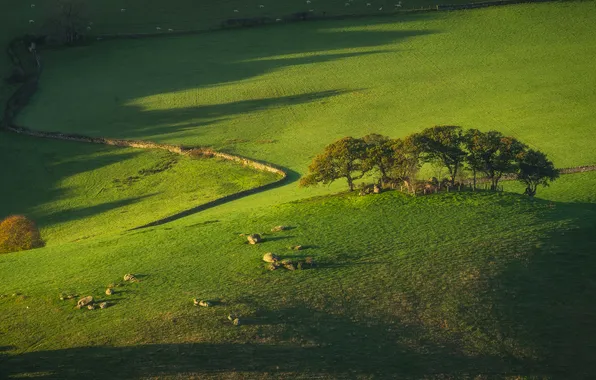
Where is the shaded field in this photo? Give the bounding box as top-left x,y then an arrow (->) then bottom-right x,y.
0,132 -> 279,244
1,172 -> 596,378
18,2 -> 596,174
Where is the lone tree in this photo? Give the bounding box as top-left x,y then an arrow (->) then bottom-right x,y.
46,0 -> 90,45
300,137 -> 368,191
516,149 -> 559,197
464,129 -> 527,190
0,215 -> 45,254
415,126 -> 466,186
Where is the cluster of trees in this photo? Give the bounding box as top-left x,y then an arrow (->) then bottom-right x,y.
300,126 -> 559,197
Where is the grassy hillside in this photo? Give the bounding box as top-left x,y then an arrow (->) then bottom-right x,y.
0,132 -> 280,244
2,1 -> 596,378
18,2 -> 596,174
1,172 -> 595,378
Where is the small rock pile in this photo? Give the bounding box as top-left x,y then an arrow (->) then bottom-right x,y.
262,253 -> 316,271
247,234 -> 262,245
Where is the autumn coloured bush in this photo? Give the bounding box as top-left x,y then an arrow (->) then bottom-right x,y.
0,215 -> 45,254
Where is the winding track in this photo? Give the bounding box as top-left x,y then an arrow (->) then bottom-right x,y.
3,5 -> 596,229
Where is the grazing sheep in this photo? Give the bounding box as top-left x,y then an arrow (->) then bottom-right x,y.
168,28 -> 174,31
233,9 -> 239,12
306,0 -> 311,3
86,26 -> 91,30
120,8 -> 126,12
345,2 -> 350,6
309,9 -> 314,12
156,27 -> 161,30
259,4 -> 264,8
29,20 -> 34,23
378,6 -> 383,10
276,18 -> 282,21
31,4 -> 35,8
396,1 -> 402,7
366,2 -> 371,5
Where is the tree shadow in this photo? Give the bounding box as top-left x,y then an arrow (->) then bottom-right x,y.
35,19 -> 439,140
479,199 -> 596,378
0,131 -> 144,226
0,304 -> 536,379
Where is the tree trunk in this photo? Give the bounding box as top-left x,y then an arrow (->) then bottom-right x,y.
346,175 -> 354,191
472,169 -> 476,191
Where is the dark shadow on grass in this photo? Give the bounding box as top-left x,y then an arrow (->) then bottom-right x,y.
40,194 -> 156,227
39,22 -> 438,140
475,199 -> 596,378
1,304 -> 537,379
131,167 -> 299,230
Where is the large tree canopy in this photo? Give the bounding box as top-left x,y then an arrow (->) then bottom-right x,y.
464,129 -> 527,190
414,126 -> 466,186
517,149 -> 559,197
300,137 -> 368,191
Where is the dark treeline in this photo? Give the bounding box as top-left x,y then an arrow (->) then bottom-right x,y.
300,126 -> 559,197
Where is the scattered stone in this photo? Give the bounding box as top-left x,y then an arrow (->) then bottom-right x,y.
247,234 -> 262,245
285,263 -> 297,271
105,288 -> 114,296
194,299 -> 212,307
267,262 -> 281,271
281,259 -> 296,271
233,318 -> 242,326
87,304 -> 96,310
99,302 -> 109,309
290,245 -> 303,251
227,314 -> 237,321
271,225 -> 288,232
59,293 -> 78,301
76,296 -> 94,309
262,252 -> 280,263
238,233 -> 246,237
123,273 -> 137,282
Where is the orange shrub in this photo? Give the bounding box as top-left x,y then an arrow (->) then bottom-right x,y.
0,215 -> 45,254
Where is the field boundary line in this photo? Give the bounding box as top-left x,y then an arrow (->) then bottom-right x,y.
1,36 -> 289,229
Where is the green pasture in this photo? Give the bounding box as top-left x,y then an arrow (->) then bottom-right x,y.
1,172 -> 596,378
0,132 -> 279,245
18,1 -> 596,175
2,1 -> 596,378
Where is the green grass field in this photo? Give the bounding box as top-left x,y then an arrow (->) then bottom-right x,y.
2,1 -> 596,378
0,132 -> 279,245
1,172 -> 596,378
18,1 -> 596,173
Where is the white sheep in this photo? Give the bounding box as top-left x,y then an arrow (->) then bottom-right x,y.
29,19 -> 35,23
378,6 -> 383,10
259,4 -> 264,8
396,1 -> 402,7
31,4 -> 35,8
345,2 -> 350,6
121,8 -> 126,12
168,28 -> 174,32
156,27 -> 161,30
86,26 -> 91,30
276,18 -> 282,21
367,2 -> 371,5
233,9 -> 239,13
306,0 -> 311,3
309,9 -> 314,12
